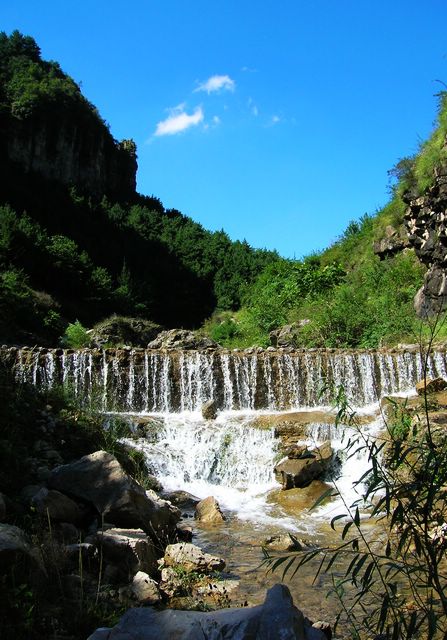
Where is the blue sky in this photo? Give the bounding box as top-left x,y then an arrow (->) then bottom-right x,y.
2,1 -> 447,258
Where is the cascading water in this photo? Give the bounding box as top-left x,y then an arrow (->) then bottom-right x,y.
4,344 -> 444,529
8,346 -> 446,412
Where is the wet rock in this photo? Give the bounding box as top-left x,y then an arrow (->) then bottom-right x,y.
195,496 -> 225,523
48,451 -> 179,537
131,571 -> 161,604
176,523 -> 193,542
87,583 -> 327,639
96,528 -> 158,581
31,488 -> 86,524
162,542 -> 225,573
202,399 -> 218,420
416,376 -> 447,395
148,329 -> 220,350
263,533 -> 306,552
274,442 -> 335,489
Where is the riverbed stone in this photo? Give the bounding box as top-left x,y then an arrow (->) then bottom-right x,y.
195,496 -> 225,523
48,451 -> 179,537
162,542 -> 225,573
263,533 -> 306,552
87,583 -> 327,639
164,490 -> 201,510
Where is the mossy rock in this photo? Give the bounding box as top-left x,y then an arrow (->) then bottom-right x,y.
90,316 -> 163,348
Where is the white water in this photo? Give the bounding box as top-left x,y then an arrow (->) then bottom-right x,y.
8,345 -> 444,531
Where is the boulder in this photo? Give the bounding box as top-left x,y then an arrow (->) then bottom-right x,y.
0,524 -> 33,578
269,322 -> 310,348
48,451 -> 180,537
87,583 -> 327,640
201,399 -> 218,420
90,316 -> 163,348
131,571 -> 161,604
31,488 -> 86,524
195,496 -> 225,523
274,442 -> 335,489
416,377 -> 447,395
162,542 -> 225,573
148,329 -> 219,350
96,528 -> 158,580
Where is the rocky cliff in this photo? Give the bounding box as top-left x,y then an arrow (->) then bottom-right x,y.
403,160 -> 447,317
1,109 -> 137,200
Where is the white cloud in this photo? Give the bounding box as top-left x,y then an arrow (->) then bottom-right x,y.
271,115 -> 281,124
195,74 -> 235,94
213,115 -> 221,125
155,105 -> 204,136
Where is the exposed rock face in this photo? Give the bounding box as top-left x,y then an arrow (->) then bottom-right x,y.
195,496 -> 225,523
2,112 -> 137,199
373,224 -> 410,259
87,583 -> 327,640
404,163 -> 447,317
48,451 -> 180,537
90,317 -> 163,348
147,329 -> 220,350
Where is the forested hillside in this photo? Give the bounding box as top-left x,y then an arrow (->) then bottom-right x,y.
0,31 -> 277,345
204,94 -> 447,349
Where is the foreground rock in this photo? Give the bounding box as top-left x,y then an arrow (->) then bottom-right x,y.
130,571 -> 162,604
162,542 -> 225,573
48,451 -> 180,537
195,496 -> 225,523
0,524 -> 38,580
148,329 -> 220,350
87,583 -> 327,640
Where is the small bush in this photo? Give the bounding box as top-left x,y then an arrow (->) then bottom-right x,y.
61,320 -> 90,348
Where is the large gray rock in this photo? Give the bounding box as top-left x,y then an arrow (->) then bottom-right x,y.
96,528 -> 158,580
87,583 -> 326,639
162,542 -> 225,573
48,451 -> 180,537
148,329 -> 219,350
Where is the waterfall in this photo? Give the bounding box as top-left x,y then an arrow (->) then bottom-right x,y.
6,346 -> 446,413
122,413 -> 284,525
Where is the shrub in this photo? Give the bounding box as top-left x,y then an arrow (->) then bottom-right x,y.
61,320 -> 90,348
